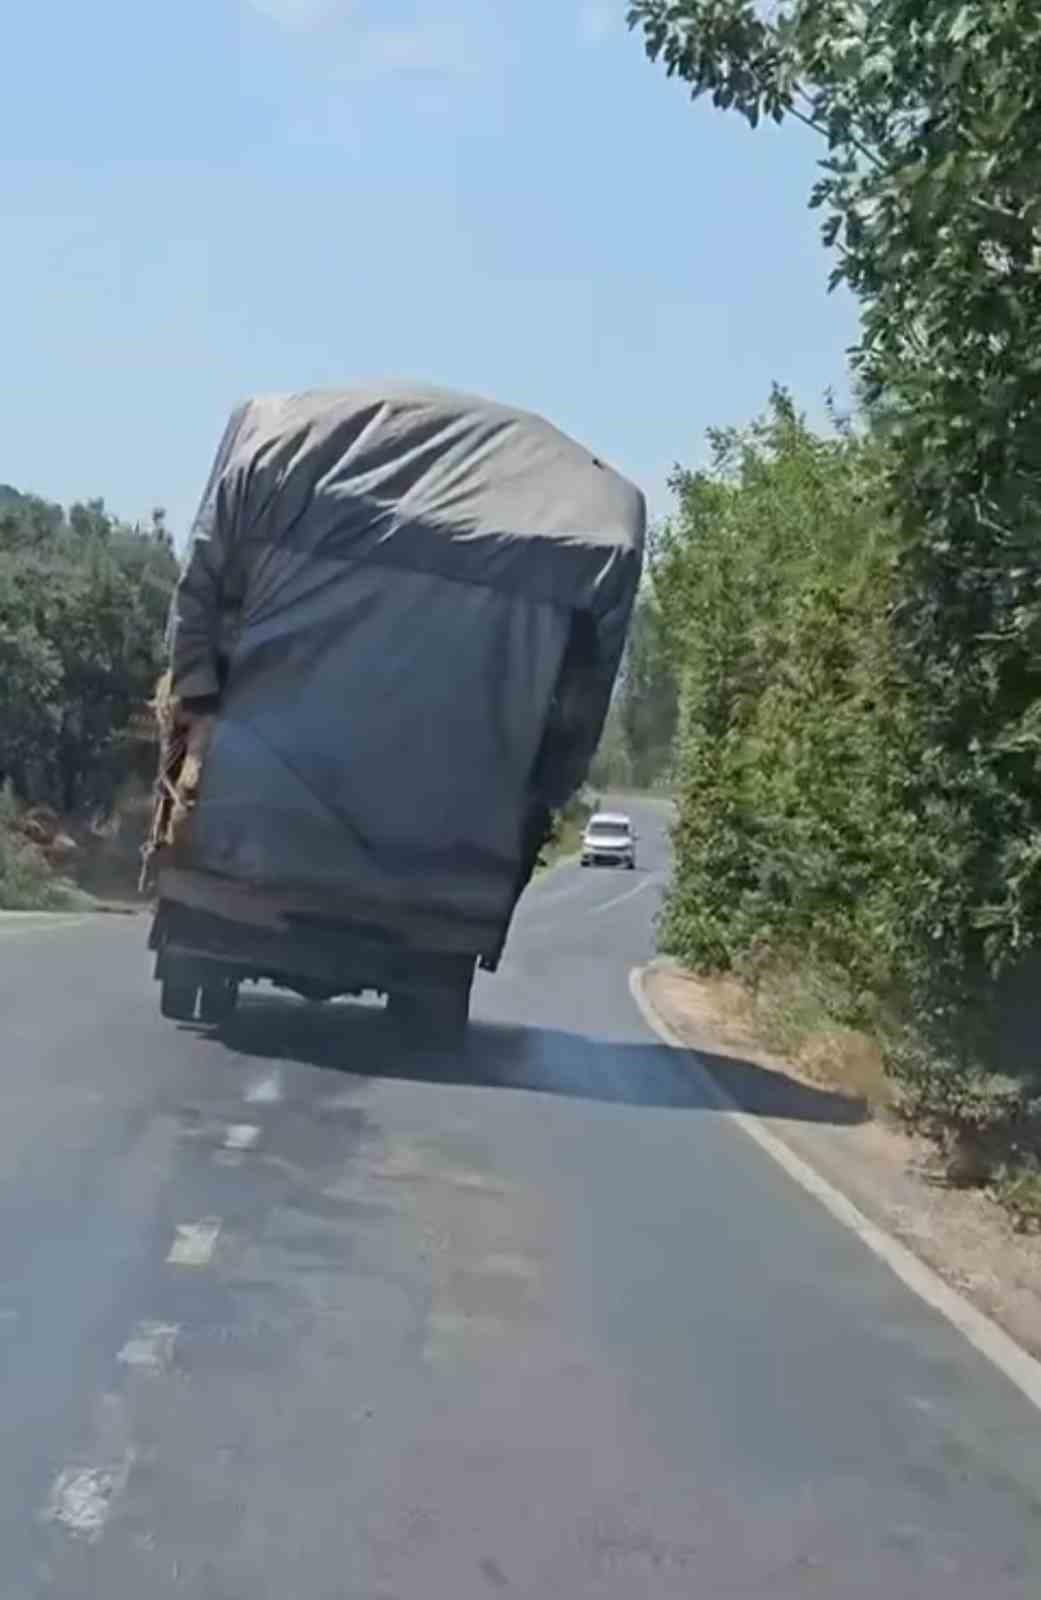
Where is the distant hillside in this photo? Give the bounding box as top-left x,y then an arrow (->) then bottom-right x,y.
0,484 -> 25,507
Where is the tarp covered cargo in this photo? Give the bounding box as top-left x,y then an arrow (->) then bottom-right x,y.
166,383 -> 645,957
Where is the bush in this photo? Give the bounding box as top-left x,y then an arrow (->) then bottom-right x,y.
0,495 -> 176,814
658,392 -> 916,991
0,810 -> 89,912
541,793 -> 592,867
655,391 -> 1041,1189
629,1 -> 1041,1200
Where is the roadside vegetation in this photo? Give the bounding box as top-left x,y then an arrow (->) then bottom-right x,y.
540,794 -> 594,871
626,0 -> 1041,1221
0,782 -> 92,911
590,584 -> 678,793
0,487 -> 176,909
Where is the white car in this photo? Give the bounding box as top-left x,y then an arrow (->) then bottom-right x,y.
581,812 -> 637,870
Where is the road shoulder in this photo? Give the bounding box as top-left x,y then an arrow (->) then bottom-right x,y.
636,960 -> 1041,1374
0,907 -> 139,929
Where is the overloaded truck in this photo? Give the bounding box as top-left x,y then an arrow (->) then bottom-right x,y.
144,384 -> 645,1045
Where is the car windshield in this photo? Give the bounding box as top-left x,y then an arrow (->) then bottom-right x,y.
589,819 -> 629,837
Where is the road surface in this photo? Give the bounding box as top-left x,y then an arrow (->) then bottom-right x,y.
2,797 -> 1040,1598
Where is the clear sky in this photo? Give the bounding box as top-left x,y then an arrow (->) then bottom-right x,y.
2,0 -> 858,539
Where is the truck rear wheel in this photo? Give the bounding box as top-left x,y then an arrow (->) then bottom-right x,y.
389,974 -> 472,1050
160,978 -> 199,1022
199,980 -> 239,1026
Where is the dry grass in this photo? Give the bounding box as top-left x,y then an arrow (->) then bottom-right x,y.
664,956 -> 1041,1237
0,787 -> 93,912
996,1162 -> 1041,1236
683,960 -> 895,1116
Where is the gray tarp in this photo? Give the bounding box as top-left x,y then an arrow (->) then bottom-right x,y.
168,383 -> 645,954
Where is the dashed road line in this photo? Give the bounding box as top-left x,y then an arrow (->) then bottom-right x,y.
589,875 -> 659,917
47,1454 -> 133,1541
223,1123 -> 260,1150
166,1219 -> 221,1266
245,1070 -> 282,1104
117,1322 -> 178,1372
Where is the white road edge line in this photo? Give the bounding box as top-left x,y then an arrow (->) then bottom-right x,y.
0,915 -> 91,934
166,1219 -> 221,1267
629,966 -> 1041,1415
589,876 -> 658,917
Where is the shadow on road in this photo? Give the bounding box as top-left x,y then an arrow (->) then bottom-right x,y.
202,993 -> 867,1127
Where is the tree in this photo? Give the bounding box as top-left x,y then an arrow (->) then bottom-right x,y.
655,390 -> 917,985
0,492 -> 178,810
619,580 -> 679,788
629,0 -> 1041,982
0,615 -> 62,799
589,580 -> 679,791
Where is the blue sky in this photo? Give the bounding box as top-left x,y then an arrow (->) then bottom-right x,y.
2,0 -> 858,539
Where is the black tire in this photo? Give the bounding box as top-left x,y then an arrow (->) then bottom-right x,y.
387,991 -> 419,1028
389,974 -> 472,1050
199,980 -> 239,1026
160,979 -> 199,1022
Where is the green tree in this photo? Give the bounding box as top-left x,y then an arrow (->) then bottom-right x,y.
629,0 -> 1041,987
590,580 -> 678,791
657,390 -> 916,990
619,580 -> 678,789
0,614 -> 62,798
0,492 -> 177,811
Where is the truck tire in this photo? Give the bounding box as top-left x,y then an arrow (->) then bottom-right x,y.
160,978 -> 199,1022
389,975 -> 472,1051
199,980 -> 239,1026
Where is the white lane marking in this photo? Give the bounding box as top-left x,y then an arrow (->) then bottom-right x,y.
166,1219 -> 221,1267
47,1454 -> 133,1540
320,1089 -> 362,1111
630,967 -> 1041,1415
223,1123 -> 260,1150
0,915 -> 92,936
245,1070 -> 282,1104
117,1322 -> 178,1371
589,876 -> 659,917
527,874 -> 594,909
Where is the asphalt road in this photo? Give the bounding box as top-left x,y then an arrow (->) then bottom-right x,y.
2,796 -> 1041,1598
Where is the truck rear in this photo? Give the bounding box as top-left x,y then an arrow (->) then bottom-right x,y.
144,383 -> 645,1045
